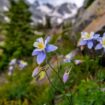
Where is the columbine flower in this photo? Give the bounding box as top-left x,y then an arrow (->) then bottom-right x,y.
95,34 -> 105,52
74,60 -> 83,65
8,66 -> 14,76
63,49 -> 78,63
78,32 -> 99,49
18,60 -> 28,70
63,68 -> 72,83
32,67 -> 39,77
9,59 -> 17,66
63,53 -> 72,63
8,66 -> 14,71
32,37 -> 58,64
63,72 -> 69,83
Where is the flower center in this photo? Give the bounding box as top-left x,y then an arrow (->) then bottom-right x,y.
85,33 -> 91,39
102,39 -> 105,47
37,42 -> 45,50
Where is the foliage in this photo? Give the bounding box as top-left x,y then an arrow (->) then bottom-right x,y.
0,0 -> 37,70
73,80 -> 105,105
0,1 -> 105,105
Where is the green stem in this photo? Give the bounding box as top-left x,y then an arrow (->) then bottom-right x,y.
44,70 -> 58,91
46,59 -> 72,104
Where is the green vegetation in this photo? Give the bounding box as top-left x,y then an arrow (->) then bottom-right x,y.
0,0 -> 105,105
0,0 -> 37,70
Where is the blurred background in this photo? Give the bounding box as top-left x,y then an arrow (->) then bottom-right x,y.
0,0 -> 105,105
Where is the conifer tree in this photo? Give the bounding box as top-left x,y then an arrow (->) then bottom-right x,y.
0,0 -> 36,69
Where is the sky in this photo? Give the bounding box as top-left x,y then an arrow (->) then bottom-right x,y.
28,0 -> 85,7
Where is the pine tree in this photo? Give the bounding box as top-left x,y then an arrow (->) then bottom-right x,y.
0,0 -> 36,69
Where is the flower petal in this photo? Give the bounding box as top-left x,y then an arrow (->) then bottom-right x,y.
74,60 -> 83,65
33,42 -> 38,47
8,66 -> 14,71
9,59 -> 17,66
90,32 -> 95,37
78,40 -> 87,46
95,44 -> 102,50
46,44 -> 58,52
81,32 -> 87,38
87,41 -> 93,49
93,34 -> 100,39
103,33 -> 105,37
63,72 -> 69,83
32,67 -> 39,77
32,49 -> 40,56
37,52 -> 46,64
45,36 -> 51,45
36,37 -> 44,43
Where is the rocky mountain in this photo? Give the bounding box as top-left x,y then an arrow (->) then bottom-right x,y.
50,3 -> 78,26
0,0 -> 78,26
29,1 -> 78,27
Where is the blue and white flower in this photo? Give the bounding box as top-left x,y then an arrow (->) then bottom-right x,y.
32,37 -> 58,64
74,60 -> 83,65
8,66 -> 14,76
95,34 -> 105,52
78,32 -> 99,49
32,67 -> 39,77
63,72 -> 69,83
63,49 -> 78,63
9,59 -> 17,66
18,60 -> 28,70
63,68 -> 72,83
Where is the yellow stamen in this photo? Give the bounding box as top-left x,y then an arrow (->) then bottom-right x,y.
37,42 -> 45,50
85,33 -> 91,39
102,39 -> 105,46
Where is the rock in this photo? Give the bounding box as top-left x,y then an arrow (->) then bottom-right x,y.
29,2 -> 78,27
73,0 -> 105,33
83,14 -> 105,33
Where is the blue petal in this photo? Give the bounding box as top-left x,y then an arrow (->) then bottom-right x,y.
37,52 -> 46,64
45,36 -> 51,45
87,41 -> 93,49
93,34 -> 100,39
36,37 -> 43,43
63,73 -> 69,83
32,67 -> 39,77
46,44 -> 58,52
96,37 -> 102,42
78,40 -> 87,46
32,49 -> 40,56
95,44 -> 102,50
103,33 -> 105,37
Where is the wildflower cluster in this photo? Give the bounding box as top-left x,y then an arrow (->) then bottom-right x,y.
62,32 -> 105,83
32,37 -> 58,82
8,59 -> 28,76
78,32 -> 105,53
95,33 -> 105,51
63,49 -> 83,83
32,36 -> 84,84
32,32 -> 105,84
78,32 -> 99,49
31,32 -> 105,104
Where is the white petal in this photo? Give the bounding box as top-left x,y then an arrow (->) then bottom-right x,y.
33,42 -> 39,47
